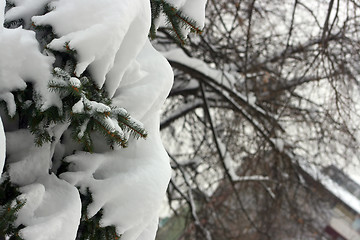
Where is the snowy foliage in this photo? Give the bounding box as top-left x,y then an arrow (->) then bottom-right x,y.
0,0 -> 206,239
0,13 -> 59,114
0,116 -> 4,179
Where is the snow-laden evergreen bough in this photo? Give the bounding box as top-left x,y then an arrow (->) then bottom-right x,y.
0,0 -> 206,239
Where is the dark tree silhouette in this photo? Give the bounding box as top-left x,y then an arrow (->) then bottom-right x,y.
157,0 -> 360,239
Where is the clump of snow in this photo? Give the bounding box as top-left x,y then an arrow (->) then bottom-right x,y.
6,130 -> 52,186
16,174 -> 81,240
33,0 -> 151,97
5,0 -> 52,28
0,93 -> 16,117
77,119 -> 89,139
83,99 -> 111,114
72,99 -> 84,114
102,117 -> 125,137
271,138 -> 285,152
112,41 -> 174,122
61,41 -> 174,239
0,23 -> 61,111
69,77 -> 81,88
128,116 -> 144,130
247,92 -> 257,105
1,0 -> 204,239
5,129 -> 81,240
113,107 -> 128,117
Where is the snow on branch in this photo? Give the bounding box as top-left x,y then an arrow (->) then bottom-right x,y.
0,0 -> 199,239
150,0 -> 206,44
0,116 -> 5,178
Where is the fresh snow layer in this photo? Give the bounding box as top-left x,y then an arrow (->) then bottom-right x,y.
0,20 -> 60,112
61,40 -> 173,239
33,0 -> 151,97
0,116 -> 5,178
0,93 -> 16,117
1,0 -> 197,239
5,130 -> 81,240
16,174 -> 81,240
164,48 -> 270,118
5,0 -> 52,28
0,0 -> 4,25
6,130 -> 52,186
164,49 -> 237,88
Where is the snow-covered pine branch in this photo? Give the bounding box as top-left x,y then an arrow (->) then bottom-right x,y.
0,0 -> 207,239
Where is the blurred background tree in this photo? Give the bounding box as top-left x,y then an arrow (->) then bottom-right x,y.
155,0 -> 360,239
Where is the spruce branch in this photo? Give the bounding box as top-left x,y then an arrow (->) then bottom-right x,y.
117,116 -> 148,139
49,67 -> 147,151
149,0 -> 203,44
0,179 -> 25,240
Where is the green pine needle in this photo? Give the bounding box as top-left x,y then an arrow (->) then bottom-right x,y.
149,0 -> 203,44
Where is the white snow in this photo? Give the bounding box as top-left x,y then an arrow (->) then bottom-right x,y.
0,116 -> 5,178
33,0 -> 151,98
6,130 -> 52,186
301,162 -> 360,214
113,107 -> 128,117
164,49 -> 236,87
271,138 -> 285,152
72,99 -> 84,114
218,140 -> 240,181
61,40 -> 174,239
0,18 -> 61,111
322,175 -> 360,214
5,0 -> 52,28
77,119 -> 89,139
1,0 -> 205,239
160,0 -> 207,38
102,116 -> 125,137
69,77 -> 81,88
4,129 -> 82,240
0,0 -> 4,25
83,98 -> 111,114
164,48 -> 272,121
0,93 -> 16,117
16,174 -> 81,240
176,0 -> 207,28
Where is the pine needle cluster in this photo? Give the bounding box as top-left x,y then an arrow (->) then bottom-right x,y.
150,0 -> 203,44
0,1 -> 203,239
0,179 -> 25,240
49,67 -> 147,152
